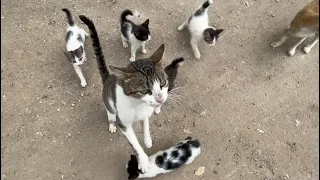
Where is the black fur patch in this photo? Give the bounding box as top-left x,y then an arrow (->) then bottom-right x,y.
171,150 -> 179,158
203,28 -> 223,44
127,155 -> 141,180
155,155 -> 164,167
66,31 -> 73,42
77,34 -> 83,42
188,140 -> 201,148
194,0 -> 211,16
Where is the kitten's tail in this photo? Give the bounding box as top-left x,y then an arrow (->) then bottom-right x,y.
165,57 -> 184,91
62,8 -> 74,26
78,15 -> 110,83
121,9 -> 134,22
167,57 -> 185,69
201,0 -> 213,10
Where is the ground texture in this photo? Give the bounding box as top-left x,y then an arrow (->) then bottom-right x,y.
1,0 -> 319,179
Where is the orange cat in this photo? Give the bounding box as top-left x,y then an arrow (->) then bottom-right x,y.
271,0 -> 319,56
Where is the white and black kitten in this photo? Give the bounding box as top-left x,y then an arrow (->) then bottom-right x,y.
126,137 -> 201,179
62,8 -> 89,87
120,9 -> 151,62
178,0 -> 223,59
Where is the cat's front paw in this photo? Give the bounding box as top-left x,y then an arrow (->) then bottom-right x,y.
271,42 -> 279,48
81,81 -> 87,87
141,49 -> 147,54
144,136 -> 152,148
123,42 -> 129,48
138,153 -> 151,173
177,25 -> 184,31
194,52 -> 201,59
129,57 -> 136,62
154,106 -> 161,115
288,48 -> 296,56
109,123 -> 117,133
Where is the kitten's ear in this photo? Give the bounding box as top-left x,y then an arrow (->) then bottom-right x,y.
149,44 -> 165,66
141,19 -> 149,28
109,66 -> 131,76
215,29 -> 224,36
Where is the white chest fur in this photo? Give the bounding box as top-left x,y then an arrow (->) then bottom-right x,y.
115,85 -> 155,124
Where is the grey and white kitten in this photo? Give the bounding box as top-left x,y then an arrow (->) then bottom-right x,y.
79,15 -> 182,174
120,9 -> 151,62
126,137 -> 201,179
62,8 -> 89,87
178,0 -> 223,59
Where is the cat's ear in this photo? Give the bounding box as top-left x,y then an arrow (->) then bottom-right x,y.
215,29 -> 224,36
109,66 -> 132,76
141,19 -> 149,28
149,44 -> 165,66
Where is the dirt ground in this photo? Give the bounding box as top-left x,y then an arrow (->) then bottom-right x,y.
1,0 -> 319,179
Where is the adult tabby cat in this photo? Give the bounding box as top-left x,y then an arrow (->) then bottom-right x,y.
79,15 -> 180,173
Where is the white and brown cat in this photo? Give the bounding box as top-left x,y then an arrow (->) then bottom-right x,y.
79,15 -> 183,174
178,0 -> 223,59
271,0 -> 319,56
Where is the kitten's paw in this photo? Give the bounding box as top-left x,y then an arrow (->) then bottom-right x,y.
81,81 -> 87,87
177,25 -> 184,31
154,106 -> 161,115
123,42 -> 129,48
271,42 -> 279,48
288,49 -> 296,56
144,136 -> 152,148
109,123 -> 117,133
129,57 -> 136,62
194,53 -> 201,59
303,46 -> 311,54
138,153 -> 151,173
141,49 -> 147,54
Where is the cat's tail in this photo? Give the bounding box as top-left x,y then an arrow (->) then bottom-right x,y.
165,57 -> 184,91
202,0 -> 213,9
168,57 -> 184,68
62,8 -> 74,26
79,15 -> 110,83
121,9 -> 134,22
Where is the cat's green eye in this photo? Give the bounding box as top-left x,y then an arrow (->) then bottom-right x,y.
139,89 -> 151,95
160,80 -> 168,88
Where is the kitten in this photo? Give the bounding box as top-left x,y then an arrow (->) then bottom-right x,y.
79,15 -> 181,173
62,8 -> 89,87
120,9 -> 151,62
126,137 -> 201,180
271,0 -> 319,56
178,0 -> 223,59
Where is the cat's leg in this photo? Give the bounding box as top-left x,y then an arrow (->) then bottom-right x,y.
121,34 -> 129,48
191,37 -> 201,59
141,41 -> 147,54
83,29 -> 90,37
288,37 -> 307,56
73,64 -> 87,87
154,105 -> 162,115
178,20 -> 188,31
271,35 -> 289,48
143,118 -> 152,148
120,125 -> 151,173
303,34 -> 319,54
129,43 -> 140,62
107,110 -> 117,133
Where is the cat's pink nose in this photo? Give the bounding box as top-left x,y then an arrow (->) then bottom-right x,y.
155,94 -> 164,104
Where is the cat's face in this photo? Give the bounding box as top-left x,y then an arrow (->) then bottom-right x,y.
134,19 -> 151,41
69,46 -> 86,65
110,44 -> 168,107
203,28 -> 224,46
126,155 -> 141,180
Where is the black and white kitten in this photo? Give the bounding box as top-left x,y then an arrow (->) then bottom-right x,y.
177,0 -> 223,59
62,8 -> 89,87
120,9 -> 151,62
126,137 -> 201,179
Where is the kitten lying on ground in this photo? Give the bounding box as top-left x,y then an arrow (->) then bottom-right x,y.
126,137 -> 201,179
62,8 -> 89,87
178,0 -> 223,59
120,9 -> 151,62
271,0 -> 319,56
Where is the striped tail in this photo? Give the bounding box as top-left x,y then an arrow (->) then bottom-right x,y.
79,15 -> 110,84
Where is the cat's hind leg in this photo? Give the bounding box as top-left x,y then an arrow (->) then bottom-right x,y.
271,34 -> 289,48
107,110 -> 117,133
121,34 -> 129,48
178,20 -> 188,31
73,64 -> 87,87
303,34 -> 319,54
191,37 -> 201,59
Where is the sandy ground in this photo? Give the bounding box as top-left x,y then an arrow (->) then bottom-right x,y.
1,0 -> 319,179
